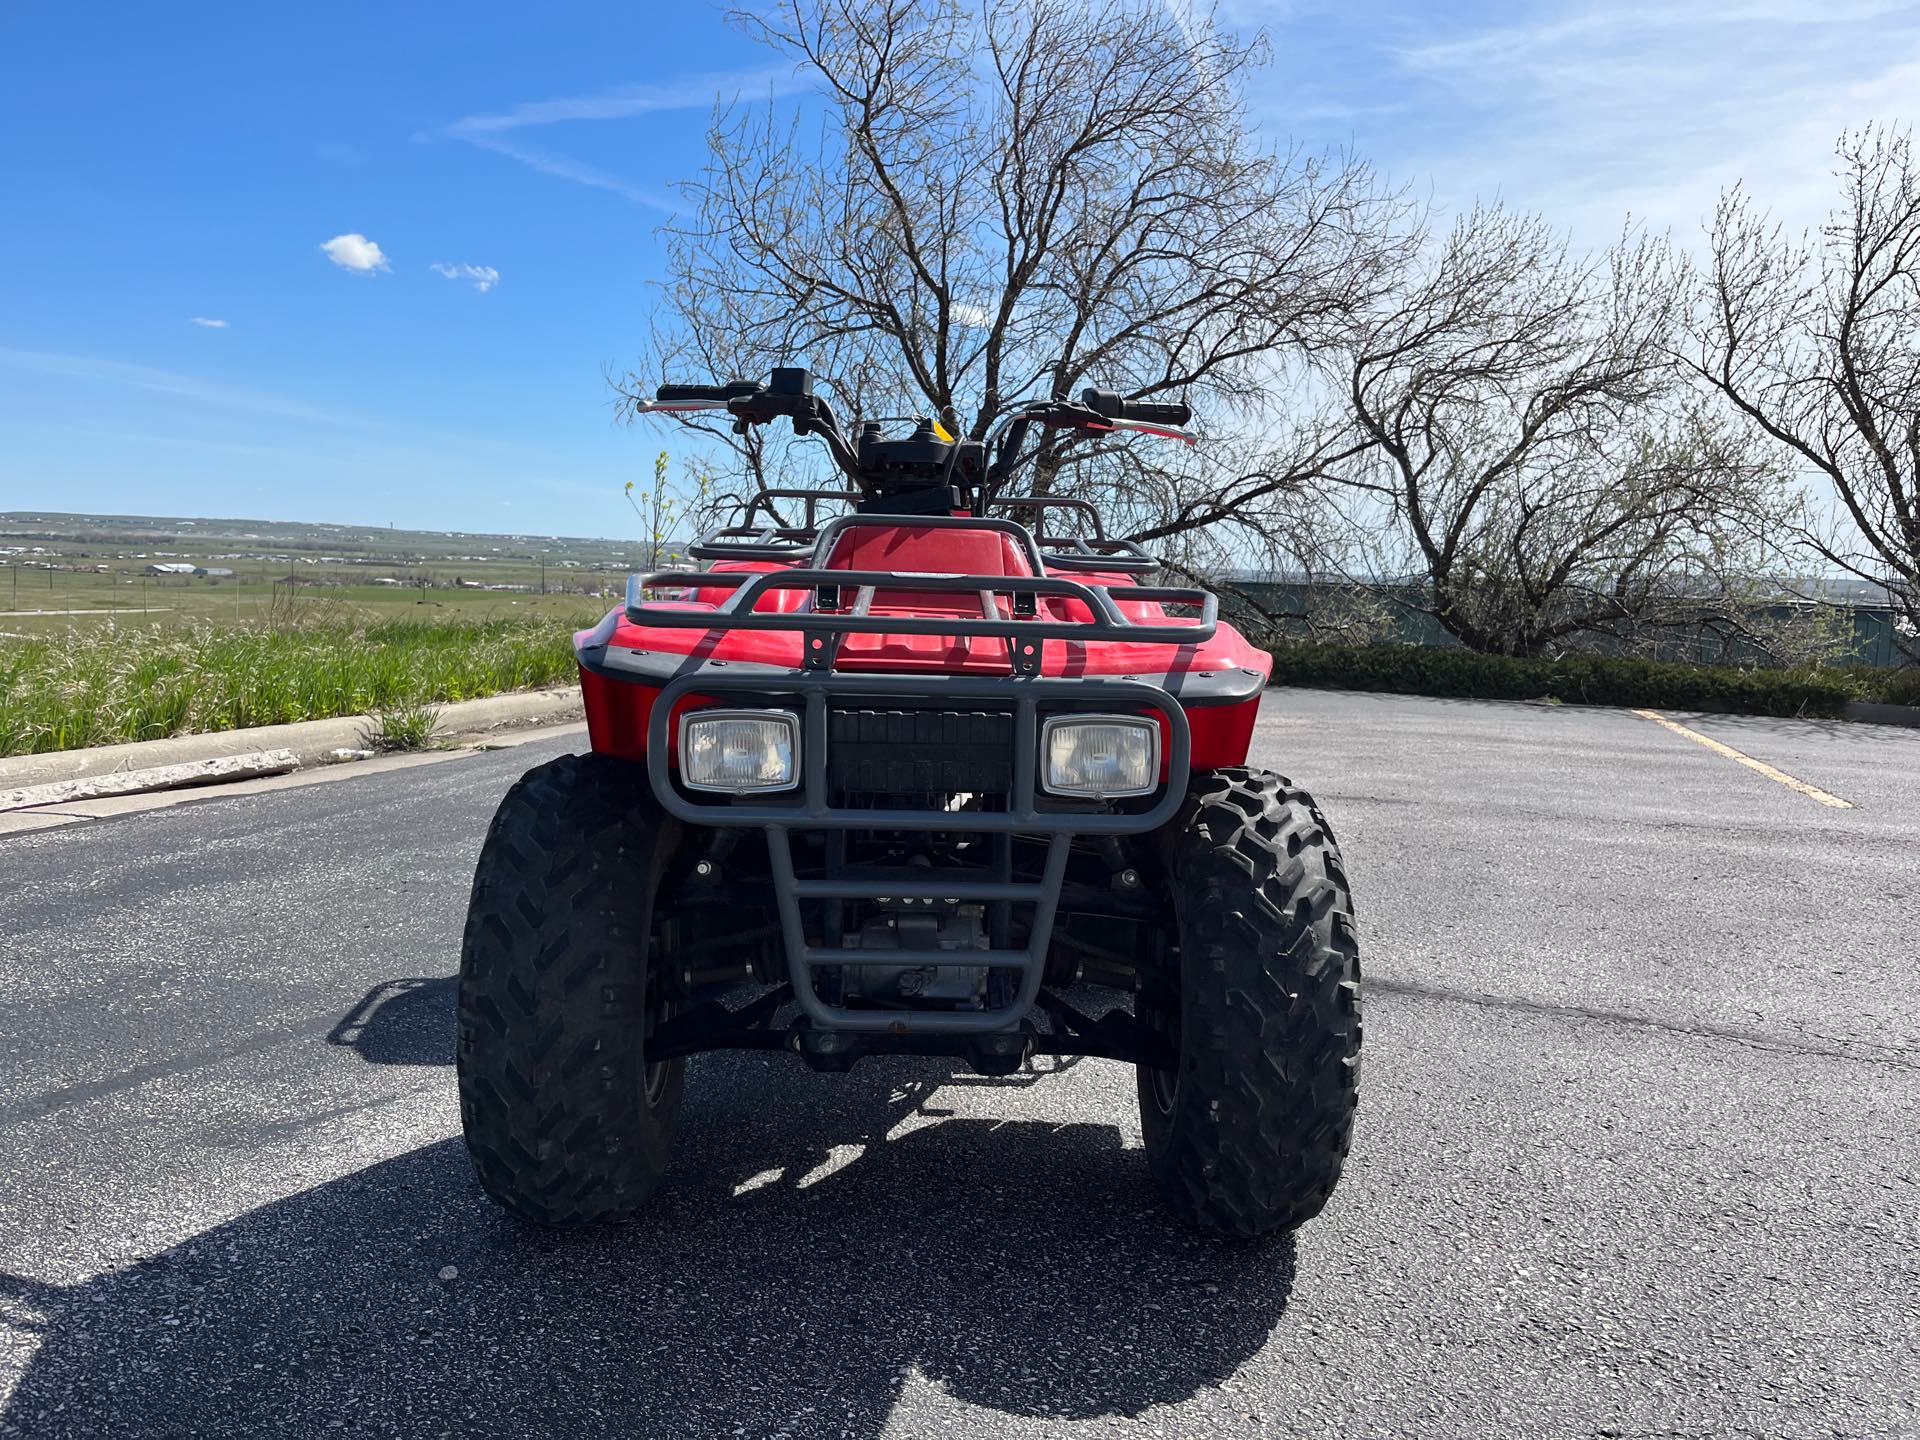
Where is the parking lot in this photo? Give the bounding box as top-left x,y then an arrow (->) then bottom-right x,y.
1,689 -> 1916,1438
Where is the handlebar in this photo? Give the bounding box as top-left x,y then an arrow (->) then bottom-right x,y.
644,370 -> 864,484
639,368 -> 1193,502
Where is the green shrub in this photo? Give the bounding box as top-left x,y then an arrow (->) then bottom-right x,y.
1267,643 -> 1857,718
1846,664 -> 1920,706
1880,667 -> 1920,706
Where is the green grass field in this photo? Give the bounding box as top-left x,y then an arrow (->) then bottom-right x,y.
0,615 -> 594,757
0,512 -> 627,755
0,557 -> 627,641
0,573 -> 616,638
0,509 -> 656,640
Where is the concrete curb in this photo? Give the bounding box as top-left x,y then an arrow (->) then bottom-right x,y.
0,688 -> 584,792
1842,700 -> 1920,729
3,750 -> 301,812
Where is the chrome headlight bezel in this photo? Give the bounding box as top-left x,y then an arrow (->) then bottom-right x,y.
677,708 -> 802,794
1039,713 -> 1161,799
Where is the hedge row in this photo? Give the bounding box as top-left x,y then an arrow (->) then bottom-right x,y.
1847,663 -> 1920,706
1265,644 -> 1859,718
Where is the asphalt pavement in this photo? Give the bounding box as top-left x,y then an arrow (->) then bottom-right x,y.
1,690 -> 1916,1439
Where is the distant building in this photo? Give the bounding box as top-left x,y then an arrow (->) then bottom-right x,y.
144,562 -> 196,576
193,567 -> 234,578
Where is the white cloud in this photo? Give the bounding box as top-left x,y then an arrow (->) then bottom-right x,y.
321,233 -> 390,274
458,134 -> 675,208
1386,1 -> 1920,244
189,317 -> 230,329
430,262 -> 501,293
0,345 -> 560,466
434,66 -> 804,209
0,345 -> 353,425
1228,0 -> 1920,250
446,67 -> 796,136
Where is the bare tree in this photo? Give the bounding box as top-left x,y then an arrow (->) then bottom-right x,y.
618,0 -> 1409,553
1691,125 -> 1920,658
1336,206 -> 1790,657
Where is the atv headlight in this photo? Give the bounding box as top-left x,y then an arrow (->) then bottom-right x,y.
1041,715 -> 1160,798
679,709 -> 799,793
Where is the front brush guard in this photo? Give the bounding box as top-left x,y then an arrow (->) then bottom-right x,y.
644,667 -> 1189,1036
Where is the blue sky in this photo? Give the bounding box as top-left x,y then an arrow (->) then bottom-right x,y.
3,1 -> 1917,539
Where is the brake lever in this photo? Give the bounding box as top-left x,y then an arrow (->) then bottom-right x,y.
1109,418 -> 1198,444
632,399 -> 732,414
1035,405 -> 1195,444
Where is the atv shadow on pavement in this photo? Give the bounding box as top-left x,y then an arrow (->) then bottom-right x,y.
326,976 -> 456,1066
1,1049 -> 1296,1438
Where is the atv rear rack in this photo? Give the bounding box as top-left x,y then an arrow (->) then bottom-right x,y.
687,495 -> 1162,573
631,515 -> 1214,676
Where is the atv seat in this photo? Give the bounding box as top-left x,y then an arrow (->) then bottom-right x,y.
819,520 -> 1035,578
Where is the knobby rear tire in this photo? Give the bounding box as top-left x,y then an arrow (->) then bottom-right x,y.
1139,767 -> 1363,1239
457,752 -> 683,1226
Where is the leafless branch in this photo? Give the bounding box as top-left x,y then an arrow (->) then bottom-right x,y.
613,0 -> 1411,543
1688,124 -> 1920,658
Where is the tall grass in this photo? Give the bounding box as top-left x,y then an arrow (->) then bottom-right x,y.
0,617 -> 585,757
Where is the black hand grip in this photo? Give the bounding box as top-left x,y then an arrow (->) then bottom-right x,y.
1080,388 -> 1190,427
1120,399 -> 1190,426
656,380 -> 764,403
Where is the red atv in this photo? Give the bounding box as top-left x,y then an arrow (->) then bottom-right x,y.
457,369 -> 1360,1238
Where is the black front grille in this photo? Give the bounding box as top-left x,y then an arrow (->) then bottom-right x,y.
828,708 -> 1014,795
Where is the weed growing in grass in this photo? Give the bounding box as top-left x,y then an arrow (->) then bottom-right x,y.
367,702 -> 443,752
0,616 -> 588,756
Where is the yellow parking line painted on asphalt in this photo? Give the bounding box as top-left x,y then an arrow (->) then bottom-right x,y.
1631,709 -> 1854,809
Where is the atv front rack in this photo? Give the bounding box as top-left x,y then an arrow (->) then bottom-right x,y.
629,514 -> 1214,1038
627,567 -> 1215,676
